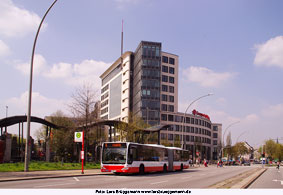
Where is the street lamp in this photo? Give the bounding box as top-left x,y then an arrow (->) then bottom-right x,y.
221,121 -> 240,159
5,106 -> 8,118
24,0 -> 58,172
181,93 -> 213,149
236,130 -> 248,143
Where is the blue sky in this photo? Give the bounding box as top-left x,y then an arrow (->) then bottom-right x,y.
0,0 -> 283,147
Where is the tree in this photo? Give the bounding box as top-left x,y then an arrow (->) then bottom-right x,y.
225,132 -> 233,160
69,83 -> 100,163
232,142 -> 248,160
116,112 -> 149,143
42,110 -> 76,162
265,139 -> 277,160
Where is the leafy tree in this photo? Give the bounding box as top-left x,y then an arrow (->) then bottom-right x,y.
232,142 -> 248,159
265,139 -> 277,159
45,111 -> 76,162
116,112 -> 149,143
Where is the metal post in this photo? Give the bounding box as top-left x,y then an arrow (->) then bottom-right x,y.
24,0 -> 58,172
5,106 -> 8,118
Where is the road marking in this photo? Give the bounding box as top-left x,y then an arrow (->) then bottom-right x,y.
34,182 -> 76,188
182,176 -> 192,179
150,180 -> 168,185
73,177 -> 79,181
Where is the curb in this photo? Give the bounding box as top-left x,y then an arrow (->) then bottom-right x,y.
208,167 -> 266,189
231,168 -> 267,189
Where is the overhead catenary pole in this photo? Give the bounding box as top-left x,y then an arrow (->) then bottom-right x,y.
25,0 -> 58,172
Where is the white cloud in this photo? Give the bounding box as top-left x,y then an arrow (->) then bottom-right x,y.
7,91 -> 69,118
0,0 -> 43,37
14,54 -> 110,91
254,36 -> 283,68
244,114 -> 259,122
46,59 -> 110,89
44,62 -> 73,78
15,54 -> 47,75
183,66 -> 236,87
261,103 -> 283,118
0,40 -> 10,57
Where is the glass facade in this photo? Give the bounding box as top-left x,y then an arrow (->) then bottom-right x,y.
133,41 -> 161,126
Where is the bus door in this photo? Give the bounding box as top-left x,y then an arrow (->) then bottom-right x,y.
168,149 -> 174,171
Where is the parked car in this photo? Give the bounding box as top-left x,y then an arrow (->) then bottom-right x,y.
244,161 -> 251,166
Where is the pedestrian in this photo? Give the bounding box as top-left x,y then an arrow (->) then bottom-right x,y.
217,160 -> 220,168
277,161 -> 280,170
204,159 -> 208,167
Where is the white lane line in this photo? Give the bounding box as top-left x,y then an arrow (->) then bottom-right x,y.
73,177 -> 79,181
182,176 -> 192,179
150,180 -> 168,185
34,182 -> 76,188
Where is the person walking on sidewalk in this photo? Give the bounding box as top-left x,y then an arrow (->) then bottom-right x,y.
277,161 -> 280,170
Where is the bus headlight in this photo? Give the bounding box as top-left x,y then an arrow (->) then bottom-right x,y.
121,167 -> 129,170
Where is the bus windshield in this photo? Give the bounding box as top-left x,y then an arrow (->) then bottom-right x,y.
102,143 -> 127,164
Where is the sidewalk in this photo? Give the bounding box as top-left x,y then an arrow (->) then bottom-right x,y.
0,169 -> 104,182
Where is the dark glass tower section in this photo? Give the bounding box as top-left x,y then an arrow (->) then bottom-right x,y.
132,41 -> 161,125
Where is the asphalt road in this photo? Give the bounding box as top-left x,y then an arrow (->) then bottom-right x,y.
249,166 -> 283,189
0,166 -> 255,189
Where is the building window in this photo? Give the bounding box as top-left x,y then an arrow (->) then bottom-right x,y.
213,133 -> 218,138
162,85 -> 168,92
161,104 -> 167,111
168,105 -> 174,112
162,65 -> 168,73
169,67 -> 175,74
161,133 -> 167,140
213,140 -> 217,145
169,57 -> 175,65
162,56 -> 169,63
162,75 -> 168,82
169,86 -> 174,93
162,94 -> 168,101
168,114 -> 174,121
213,126 -> 218,131
168,134 -> 173,141
169,76 -> 174,84
186,126 -> 190,133
169,95 -> 174,102
161,114 -> 167,121
186,117 -> 190,123
191,127 -> 194,133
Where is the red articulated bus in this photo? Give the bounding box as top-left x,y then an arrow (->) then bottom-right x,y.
101,142 -> 189,174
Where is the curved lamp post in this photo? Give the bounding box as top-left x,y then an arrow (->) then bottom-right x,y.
25,0 -> 58,172
236,130 -> 248,143
181,93 -> 213,149
221,121 -> 240,159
